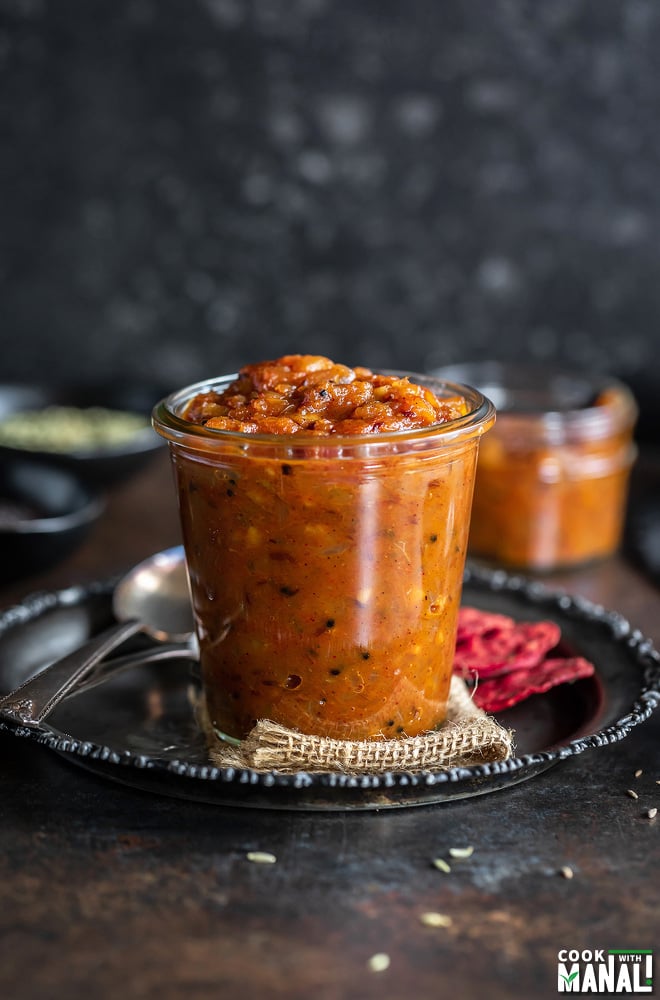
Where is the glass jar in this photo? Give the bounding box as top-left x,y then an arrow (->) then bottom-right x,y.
153,373 -> 494,741
430,362 -> 638,571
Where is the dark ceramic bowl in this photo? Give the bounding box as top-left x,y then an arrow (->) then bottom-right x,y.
0,382 -> 167,489
0,460 -> 104,585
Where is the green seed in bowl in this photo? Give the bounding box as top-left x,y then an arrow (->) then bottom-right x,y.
0,406 -> 151,453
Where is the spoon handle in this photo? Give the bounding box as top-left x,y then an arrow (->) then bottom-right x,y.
71,643 -> 194,697
0,619 -> 143,725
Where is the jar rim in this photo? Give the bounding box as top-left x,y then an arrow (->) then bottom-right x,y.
152,370 -> 496,456
427,361 -> 637,438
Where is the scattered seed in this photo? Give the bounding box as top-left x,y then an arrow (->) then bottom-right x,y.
626,789 -> 639,800
656,780 -> 660,785
419,912 -> 453,928
432,858 -> 451,873
560,866 -> 574,879
368,953 -> 390,973
646,807 -> 658,819
634,769 -> 643,778
246,851 -> 277,864
449,846 -> 474,859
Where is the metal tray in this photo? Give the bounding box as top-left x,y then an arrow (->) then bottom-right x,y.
0,564 -> 658,810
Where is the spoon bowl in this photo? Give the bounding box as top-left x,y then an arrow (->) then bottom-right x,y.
113,546 -> 194,642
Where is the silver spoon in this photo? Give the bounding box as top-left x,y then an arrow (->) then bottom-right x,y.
0,546 -> 195,726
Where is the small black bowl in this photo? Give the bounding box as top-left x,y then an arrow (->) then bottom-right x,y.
0,381 -> 168,489
0,460 -> 104,585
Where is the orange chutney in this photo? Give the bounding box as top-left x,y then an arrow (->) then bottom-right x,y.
451,365 -> 638,571
153,355 -> 494,741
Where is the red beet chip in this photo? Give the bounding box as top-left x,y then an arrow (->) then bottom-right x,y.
470,656 -> 596,713
454,606 -> 561,678
456,607 -> 514,639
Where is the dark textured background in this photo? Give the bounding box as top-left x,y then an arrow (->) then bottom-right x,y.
1,0 -> 659,430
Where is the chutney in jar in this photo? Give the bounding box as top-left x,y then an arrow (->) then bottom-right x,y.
153,355 -> 495,741
431,362 -> 637,571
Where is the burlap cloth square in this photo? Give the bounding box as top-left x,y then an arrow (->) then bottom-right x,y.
197,676 -> 514,774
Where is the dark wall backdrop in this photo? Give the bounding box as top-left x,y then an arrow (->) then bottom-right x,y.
1,0 -> 660,419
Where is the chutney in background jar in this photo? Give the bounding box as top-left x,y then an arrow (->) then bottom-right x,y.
430,362 -> 637,572
153,356 -> 495,742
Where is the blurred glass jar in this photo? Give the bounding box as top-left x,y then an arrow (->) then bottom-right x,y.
429,362 -> 638,571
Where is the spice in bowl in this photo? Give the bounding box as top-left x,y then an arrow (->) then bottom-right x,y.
0,405 -> 151,454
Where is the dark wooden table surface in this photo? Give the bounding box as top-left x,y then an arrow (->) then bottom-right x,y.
1,449 -> 659,1000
